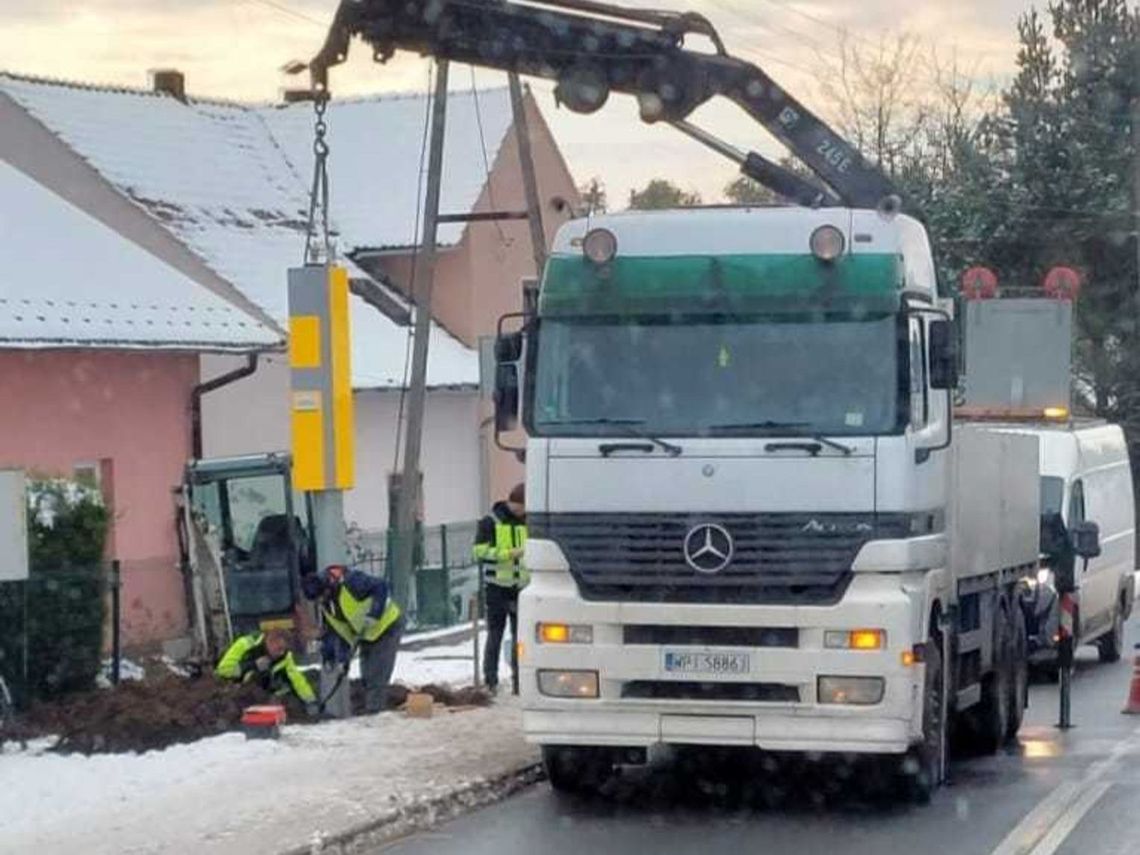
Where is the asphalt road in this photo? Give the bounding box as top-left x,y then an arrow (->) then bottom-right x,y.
380,620 -> 1140,855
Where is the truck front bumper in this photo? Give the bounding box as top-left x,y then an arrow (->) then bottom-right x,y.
520,564 -> 929,756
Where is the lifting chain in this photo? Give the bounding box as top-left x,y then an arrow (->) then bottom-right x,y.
303,93 -> 334,265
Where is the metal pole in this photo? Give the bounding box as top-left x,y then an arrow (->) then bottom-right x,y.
507,74 -> 547,275
1057,590 -> 1076,729
312,491 -> 349,573
393,60 -> 451,611
1133,94 -> 1140,332
471,593 -> 482,688
111,560 -> 122,686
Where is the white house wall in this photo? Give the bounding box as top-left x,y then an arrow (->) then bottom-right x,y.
349,389 -> 483,530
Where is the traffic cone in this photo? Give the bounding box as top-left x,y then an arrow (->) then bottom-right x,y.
1122,650 -> 1140,715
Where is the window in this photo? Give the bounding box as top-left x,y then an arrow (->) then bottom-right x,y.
909,316 -> 929,429
1068,479 -> 1086,527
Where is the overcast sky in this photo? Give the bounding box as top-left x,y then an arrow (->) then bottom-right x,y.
1,1 -> 1034,204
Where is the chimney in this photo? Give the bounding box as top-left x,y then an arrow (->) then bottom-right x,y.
149,69 -> 186,103
281,88 -> 319,105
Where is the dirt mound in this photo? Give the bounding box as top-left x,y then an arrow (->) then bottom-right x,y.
354,682 -> 491,712
2,674 -> 267,754
2,674 -> 492,756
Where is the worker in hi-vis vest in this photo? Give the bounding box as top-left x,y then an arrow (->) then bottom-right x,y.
473,483 -> 528,694
302,564 -> 404,716
215,628 -> 317,712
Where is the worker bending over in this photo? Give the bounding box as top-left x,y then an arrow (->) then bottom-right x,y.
215,628 -> 316,711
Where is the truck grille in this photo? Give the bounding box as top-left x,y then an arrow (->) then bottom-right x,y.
622,681 -> 800,702
530,512 -> 912,605
623,625 -> 798,647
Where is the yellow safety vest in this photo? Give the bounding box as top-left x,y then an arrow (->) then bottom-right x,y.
322,585 -> 401,645
473,521 -> 529,589
214,632 -> 316,704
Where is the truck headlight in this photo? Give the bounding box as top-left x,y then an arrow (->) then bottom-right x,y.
538,670 -> 599,698
537,622 -> 593,644
824,629 -> 886,650
818,676 -> 885,705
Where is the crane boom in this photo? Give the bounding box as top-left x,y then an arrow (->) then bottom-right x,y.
303,0 -> 899,209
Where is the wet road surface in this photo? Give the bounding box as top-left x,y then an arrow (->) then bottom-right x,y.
380,620 -> 1140,855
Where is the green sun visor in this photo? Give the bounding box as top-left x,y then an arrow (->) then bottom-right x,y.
539,253 -> 905,317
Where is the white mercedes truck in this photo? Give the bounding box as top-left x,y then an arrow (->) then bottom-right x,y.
491,207 -> 1050,802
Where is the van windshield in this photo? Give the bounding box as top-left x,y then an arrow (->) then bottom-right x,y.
1040,476 -> 1065,517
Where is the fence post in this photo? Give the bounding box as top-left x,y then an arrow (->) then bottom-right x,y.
439,524 -> 450,626
110,560 -> 122,686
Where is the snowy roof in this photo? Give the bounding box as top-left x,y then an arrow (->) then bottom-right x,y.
0,74 -> 485,387
0,161 -> 280,351
257,88 -> 514,250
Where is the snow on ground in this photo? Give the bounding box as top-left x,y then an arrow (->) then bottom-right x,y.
0,697 -> 536,855
393,629 -> 505,686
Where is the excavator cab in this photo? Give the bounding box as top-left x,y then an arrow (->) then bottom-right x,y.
179,453 -> 317,657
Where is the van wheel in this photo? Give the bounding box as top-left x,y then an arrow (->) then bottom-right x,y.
1098,601 -> 1125,664
1006,609 -> 1028,741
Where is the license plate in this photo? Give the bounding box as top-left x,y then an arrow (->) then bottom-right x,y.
663,650 -> 751,675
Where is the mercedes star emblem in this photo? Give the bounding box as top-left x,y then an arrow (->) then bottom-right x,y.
683,523 -> 734,574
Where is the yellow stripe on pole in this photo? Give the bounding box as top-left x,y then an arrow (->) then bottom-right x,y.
328,265 -> 355,489
291,390 -> 325,490
288,316 -> 322,369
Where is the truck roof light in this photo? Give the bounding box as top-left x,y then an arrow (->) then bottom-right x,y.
810,225 -> 845,262
956,405 -> 1071,423
583,228 -> 618,265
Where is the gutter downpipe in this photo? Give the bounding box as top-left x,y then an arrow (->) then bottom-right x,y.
191,353 -> 259,459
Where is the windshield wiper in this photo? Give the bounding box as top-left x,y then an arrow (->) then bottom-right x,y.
539,418 -> 682,457
709,421 -> 854,456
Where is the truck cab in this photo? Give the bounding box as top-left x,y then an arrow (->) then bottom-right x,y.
496,207 -> 1018,798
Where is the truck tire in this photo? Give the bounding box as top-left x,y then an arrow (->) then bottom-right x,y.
900,632 -> 945,804
1097,599 -> 1125,664
542,746 -> 608,795
1006,609 -> 1028,741
968,605 -> 1012,755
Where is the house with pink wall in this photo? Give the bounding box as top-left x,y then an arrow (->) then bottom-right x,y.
0,71 -> 581,539
0,160 -> 280,648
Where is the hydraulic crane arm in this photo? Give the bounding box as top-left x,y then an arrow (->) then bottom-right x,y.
302,0 -> 899,210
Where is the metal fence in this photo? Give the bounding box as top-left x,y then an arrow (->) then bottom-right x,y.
346,521 -> 481,630
0,562 -> 122,710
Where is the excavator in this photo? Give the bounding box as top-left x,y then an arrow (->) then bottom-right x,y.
176,454 -> 318,661
296,0 -> 901,212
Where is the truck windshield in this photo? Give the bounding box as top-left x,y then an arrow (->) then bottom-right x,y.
530,313 -> 902,437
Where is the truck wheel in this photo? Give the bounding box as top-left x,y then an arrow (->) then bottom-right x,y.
901,632 -> 945,804
542,746 -> 608,795
1006,609 -> 1028,741
1098,601 -> 1125,664
969,606 -> 1012,755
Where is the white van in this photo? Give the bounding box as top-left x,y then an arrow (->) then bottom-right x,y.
1012,422 -> 1136,665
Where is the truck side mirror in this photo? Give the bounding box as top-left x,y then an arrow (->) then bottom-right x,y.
929,319 -> 959,390
1071,521 -> 1101,559
494,364 -> 520,432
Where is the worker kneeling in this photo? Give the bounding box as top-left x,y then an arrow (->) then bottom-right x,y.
215,628 -> 317,713
302,564 -> 405,717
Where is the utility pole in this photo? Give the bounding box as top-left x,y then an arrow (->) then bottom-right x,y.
1133,94 -> 1140,336
508,73 -> 547,274
392,61 -> 450,612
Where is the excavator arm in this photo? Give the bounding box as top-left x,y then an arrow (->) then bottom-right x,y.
302,0 -> 899,209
